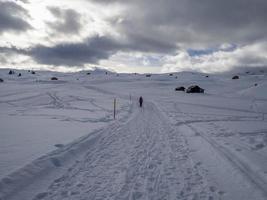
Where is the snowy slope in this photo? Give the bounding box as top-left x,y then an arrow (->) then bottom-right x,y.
0,69 -> 132,178
0,69 -> 267,200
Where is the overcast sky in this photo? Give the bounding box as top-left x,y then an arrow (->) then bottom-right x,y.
0,0 -> 267,73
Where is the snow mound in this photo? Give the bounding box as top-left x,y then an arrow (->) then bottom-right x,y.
238,83 -> 267,99
0,125 -> 112,199
83,67 -> 116,75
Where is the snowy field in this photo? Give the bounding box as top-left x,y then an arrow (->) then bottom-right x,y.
0,69 -> 267,200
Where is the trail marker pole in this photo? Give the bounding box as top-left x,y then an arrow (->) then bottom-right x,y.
114,98 -> 116,119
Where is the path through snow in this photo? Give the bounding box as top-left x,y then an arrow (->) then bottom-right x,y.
30,102 -> 215,200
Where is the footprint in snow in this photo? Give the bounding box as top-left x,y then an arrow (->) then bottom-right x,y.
209,186 -> 216,192
32,192 -> 48,200
50,157 -> 62,167
54,144 -> 64,148
218,190 -> 225,195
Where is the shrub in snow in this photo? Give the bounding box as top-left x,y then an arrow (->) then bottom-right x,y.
175,86 -> 185,91
232,75 -> 239,79
86,72 -> 91,75
51,77 -> 58,80
169,73 -> 173,76
0,78 -> 4,82
186,85 -> 204,93
18,73 -> 22,77
31,71 -> 36,74
8,70 -> 15,75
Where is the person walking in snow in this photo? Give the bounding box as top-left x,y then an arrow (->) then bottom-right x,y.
139,96 -> 143,107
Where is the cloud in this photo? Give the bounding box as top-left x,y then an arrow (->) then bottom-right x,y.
93,0 -> 267,47
0,55 -> 7,64
29,31 -> 177,66
46,7 -> 82,35
1,0 -> 267,73
28,35 -> 120,66
16,0 -> 29,3
0,45 -> 28,55
87,0 -> 267,73
187,44 -> 237,57
1,33 -> 266,72
161,42 -> 267,73
0,1 -> 32,34
0,31 -> 177,67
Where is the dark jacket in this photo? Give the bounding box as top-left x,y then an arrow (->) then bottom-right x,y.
139,97 -> 143,107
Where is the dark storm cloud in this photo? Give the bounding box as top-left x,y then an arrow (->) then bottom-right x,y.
0,31 -> 176,66
46,7 -> 82,35
91,0 -> 267,47
0,1 -> 32,34
29,36 -> 120,66
29,33 -> 176,66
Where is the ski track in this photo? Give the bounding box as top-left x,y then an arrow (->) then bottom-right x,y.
31,102 -> 214,200
173,100 -> 266,115
160,99 -> 267,199
187,124 -> 267,197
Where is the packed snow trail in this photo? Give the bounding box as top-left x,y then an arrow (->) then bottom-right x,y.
158,99 -> 267,200
30,102 -> 214,200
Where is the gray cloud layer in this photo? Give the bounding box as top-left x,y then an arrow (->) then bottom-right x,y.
30,36 -> 120,66
26,33 -> 176,66
46,7 -> 82,35
0,1 -> 32,34
1,0 -> 267,72
94,0 -> 267,47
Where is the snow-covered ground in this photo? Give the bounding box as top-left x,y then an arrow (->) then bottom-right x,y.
0,69 -> 267,200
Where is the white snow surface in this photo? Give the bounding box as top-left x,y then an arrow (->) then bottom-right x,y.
0,69 -> 267,200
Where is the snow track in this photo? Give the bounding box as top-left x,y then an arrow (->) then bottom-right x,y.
24,102 -> 213,200
161,99 -> 267,200
188,124 -> 267,196
4,99 -> 265,200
